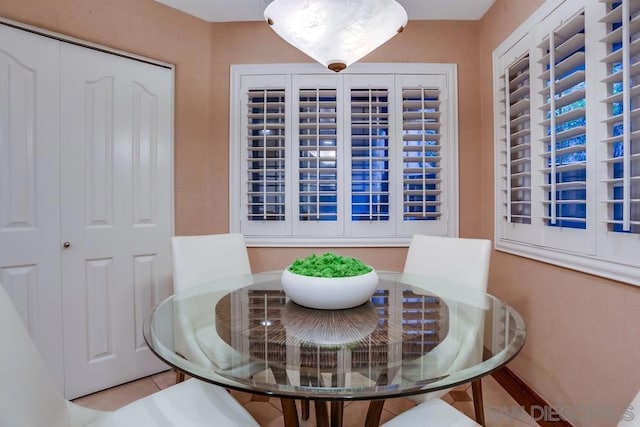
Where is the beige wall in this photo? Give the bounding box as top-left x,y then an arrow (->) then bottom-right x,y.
479,1 -> 640,426
1,1 -> 638,425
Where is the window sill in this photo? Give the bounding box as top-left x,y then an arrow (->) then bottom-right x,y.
496,239 -> 640,287
245,236 -> 414,248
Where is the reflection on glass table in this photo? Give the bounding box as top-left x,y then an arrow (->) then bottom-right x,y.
143,271 -> 526,427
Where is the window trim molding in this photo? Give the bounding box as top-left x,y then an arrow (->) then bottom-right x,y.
497,238 -> 640,287
230,63 -> 459,247
492,0 -> 640,287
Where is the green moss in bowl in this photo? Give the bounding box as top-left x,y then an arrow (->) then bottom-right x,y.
287,253 -> 372,278
282,253 -> 379,309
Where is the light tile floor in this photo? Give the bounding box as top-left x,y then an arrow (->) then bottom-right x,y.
72,370 -> 540,426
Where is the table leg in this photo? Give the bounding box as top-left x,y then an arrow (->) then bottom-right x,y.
330,401 -> 343,427
364,400 -> 386,427
315,400 -> 330,427
280,398 -> 300,427
270,367 -> 300,427
362,368 -> 392,427
471,379 -> 486,426
300,370 -> 312,420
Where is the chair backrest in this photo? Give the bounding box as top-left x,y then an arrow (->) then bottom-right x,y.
403,235 -> 492,405
170,233 -> 252,292
0,284 -> 72,427
404,234 -> 492,292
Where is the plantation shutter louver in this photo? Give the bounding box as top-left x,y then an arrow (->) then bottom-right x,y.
401,87 -> 443,222
297,87 -> 339,222
503,54 -> 532,225
246,88 -> 287,222
538,11 -> 588,230
600,0 -> 640,234
350,88 -> 391,222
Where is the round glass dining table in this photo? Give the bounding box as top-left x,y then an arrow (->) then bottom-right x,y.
143,271 -> 526,427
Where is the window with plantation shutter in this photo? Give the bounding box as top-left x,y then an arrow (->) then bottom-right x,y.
344,74 -> 397,238
598,0 -> 640,266
297,87 -> 338,222
536,9 -> 592,253
401,87 -> 442,222
246,88 -> 287,222
538,11 -> 587,232
292,74 -> 343,237
495,33 -> 540,245
397,74 -> 454,237
350,87 -> 391,222
494,0 -> 640,286
239,74 -> 291,237
231,64 -> 458,246
503,53 -> 532,226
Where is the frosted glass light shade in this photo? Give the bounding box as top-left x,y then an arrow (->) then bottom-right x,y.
264,0 -> 408,72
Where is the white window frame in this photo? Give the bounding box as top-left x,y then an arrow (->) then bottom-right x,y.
230,63 -> 459,247
493,0 -> 640,286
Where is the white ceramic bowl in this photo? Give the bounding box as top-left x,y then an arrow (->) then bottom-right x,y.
281,268 -> 379,310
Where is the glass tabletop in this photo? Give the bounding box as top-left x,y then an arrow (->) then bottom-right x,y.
143,271 -> 526,401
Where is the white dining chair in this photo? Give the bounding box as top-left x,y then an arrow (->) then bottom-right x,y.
171,233 -> 306,418
404,234 -> 491,292
170,233 -> 253,381
618,389 -> 640,426
382,398 -> 480,427
171,233 -> 252,293
401,234 -> 492,423
0,283 -> 259,427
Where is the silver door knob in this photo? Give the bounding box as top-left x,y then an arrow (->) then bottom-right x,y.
63,242 -> 71,249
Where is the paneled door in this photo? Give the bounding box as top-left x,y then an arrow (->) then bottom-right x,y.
0,23 -> 173,399
60,43 -> 173,399
0,24 -> 65,390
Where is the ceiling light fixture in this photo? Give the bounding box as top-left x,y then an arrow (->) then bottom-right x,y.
264,0 -> 408,72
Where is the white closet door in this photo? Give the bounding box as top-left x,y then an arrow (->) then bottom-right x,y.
0,24 -> 65,390
60,43 -> 173,399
